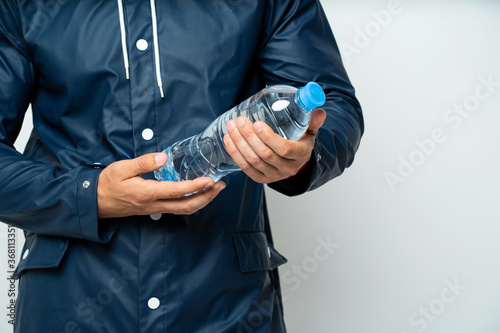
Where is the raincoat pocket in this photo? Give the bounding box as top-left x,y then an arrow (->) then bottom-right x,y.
11,233 -> 70,279
232,231 -> 287,273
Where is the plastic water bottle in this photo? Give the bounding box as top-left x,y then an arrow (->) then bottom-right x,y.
154,82 -> 325,182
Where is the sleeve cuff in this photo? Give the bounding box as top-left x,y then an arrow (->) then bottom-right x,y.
76,167 -> 118,243
267,149 -> 318,196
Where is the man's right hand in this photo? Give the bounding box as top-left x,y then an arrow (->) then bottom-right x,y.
97,152 -> 225,219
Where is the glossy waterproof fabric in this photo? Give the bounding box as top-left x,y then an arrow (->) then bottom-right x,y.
0,1 -> 364,332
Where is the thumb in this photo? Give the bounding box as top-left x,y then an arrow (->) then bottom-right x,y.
305,108 -> 327,137
120,152 -> 167,178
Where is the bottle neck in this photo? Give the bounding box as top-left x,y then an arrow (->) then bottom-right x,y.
296,92 -> 312,113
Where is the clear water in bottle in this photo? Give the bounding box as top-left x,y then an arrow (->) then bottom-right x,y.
154,82 -> 325,182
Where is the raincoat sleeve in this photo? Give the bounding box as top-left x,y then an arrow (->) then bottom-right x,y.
0,1 -> 117,243
259,0 -> 364,196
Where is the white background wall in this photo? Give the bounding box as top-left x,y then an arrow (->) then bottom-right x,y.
267,1 -> 500,332
1,0 -> 499,332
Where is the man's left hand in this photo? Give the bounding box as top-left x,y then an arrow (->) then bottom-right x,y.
223,108 -> 326,184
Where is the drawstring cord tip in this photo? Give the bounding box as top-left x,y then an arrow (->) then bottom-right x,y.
159,85 -> 164,99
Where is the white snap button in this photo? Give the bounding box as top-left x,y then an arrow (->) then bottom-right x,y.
136,39 -> 148,51
22,249 -> 29,260
82,180 -> 91,189
150,214 -> 162,221
142,128 -> 154,141
267,246 -> 271,258
148,297 -> 160,310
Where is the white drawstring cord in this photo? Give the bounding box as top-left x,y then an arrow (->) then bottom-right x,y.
117,0 -> 130,80
150,0 -> 165,98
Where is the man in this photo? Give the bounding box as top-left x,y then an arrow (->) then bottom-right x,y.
0,0 -> 363,332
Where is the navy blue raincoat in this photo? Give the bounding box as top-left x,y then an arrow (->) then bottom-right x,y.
0,0 -> 363,332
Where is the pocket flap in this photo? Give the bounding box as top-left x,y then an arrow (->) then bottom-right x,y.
232,231 -> 287,273
12,234 -> 70,279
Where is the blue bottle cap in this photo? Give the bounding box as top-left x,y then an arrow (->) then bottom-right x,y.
298,82 -> 326,111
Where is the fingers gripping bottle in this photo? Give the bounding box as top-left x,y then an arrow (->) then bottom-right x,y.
154,82 -> 326,183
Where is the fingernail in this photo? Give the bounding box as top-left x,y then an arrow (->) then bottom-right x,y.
224,134 -> 232,143
155,153 -> 166,165
227,120 -> 236,130
237,117 -> 245,127
254,122 -> 262,133
218,183 -> 226,192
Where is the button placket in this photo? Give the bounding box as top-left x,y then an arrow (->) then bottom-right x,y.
124,3 -> 165,331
